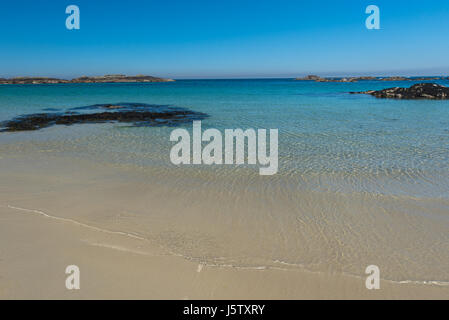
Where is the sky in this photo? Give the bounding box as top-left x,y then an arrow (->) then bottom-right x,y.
0,0 -> 449,79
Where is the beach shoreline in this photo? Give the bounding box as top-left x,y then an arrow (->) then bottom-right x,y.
1,199 -> 448,299
1,78 -> 448,299
0,150 -> 448,299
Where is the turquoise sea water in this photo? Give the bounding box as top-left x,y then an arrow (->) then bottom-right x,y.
1,79 -> 449,284
1,79 -> 449,197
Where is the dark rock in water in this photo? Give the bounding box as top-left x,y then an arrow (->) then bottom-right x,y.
350,83 -> 449,100
0,103 -> 208,132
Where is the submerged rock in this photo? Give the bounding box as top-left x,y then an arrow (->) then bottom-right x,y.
350,83 -> 449,100
0,103 -> 208,132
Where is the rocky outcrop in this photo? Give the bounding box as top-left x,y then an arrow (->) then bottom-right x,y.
0,77 -> 70,84
295,75 -> 378,82
378,76 -> 447,81
0,75 -> 174,84
379,76 -> 408,81
350,83 -> 449,100
0,103 -> 207,132
70,75 -> 174,83
352,76 -> 377,81
295,75 -> 448,83
295,75 -> 351,82
411,77 -> 443,81
295,75 -> 323,81
317,77 -> 358,82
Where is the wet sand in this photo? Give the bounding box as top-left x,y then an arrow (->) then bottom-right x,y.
1,204 -> 449,299
0,151 -> 448,299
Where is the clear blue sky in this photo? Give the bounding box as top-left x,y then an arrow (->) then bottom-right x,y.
1,0 -> 448,79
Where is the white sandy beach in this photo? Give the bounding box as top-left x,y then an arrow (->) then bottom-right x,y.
0,150 -> 448,299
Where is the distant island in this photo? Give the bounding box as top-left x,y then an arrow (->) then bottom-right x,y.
295,75 -> 449,83
0,75 -> 175,84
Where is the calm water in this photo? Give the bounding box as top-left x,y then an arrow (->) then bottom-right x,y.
1,79 -> 449,283
1,79 -> 449,196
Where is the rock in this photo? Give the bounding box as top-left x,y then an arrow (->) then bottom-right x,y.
353,76 -> 377,81
413,77 -> 444,81
294,75 -> 449,82
350,83 -> 449,100
295,75 -> 323,81
0,75 -> 174,85
317,77 -> 359,82
70,75 -> 174,83
379,76 -> 409,81
0,103 -> 208,132
295,75 -> 350,82
0,77 -> 70,84
102,104 -> 126,109
296,75 -> 380,82
379,76 -> 444,81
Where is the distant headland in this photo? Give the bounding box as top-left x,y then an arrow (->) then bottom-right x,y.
295,75 -> 449,83
0,74 -> 175,84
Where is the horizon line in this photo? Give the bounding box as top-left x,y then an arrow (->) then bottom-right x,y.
2,74 -> 449,81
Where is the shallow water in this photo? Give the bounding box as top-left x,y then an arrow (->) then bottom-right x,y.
1,79 -> 448,285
